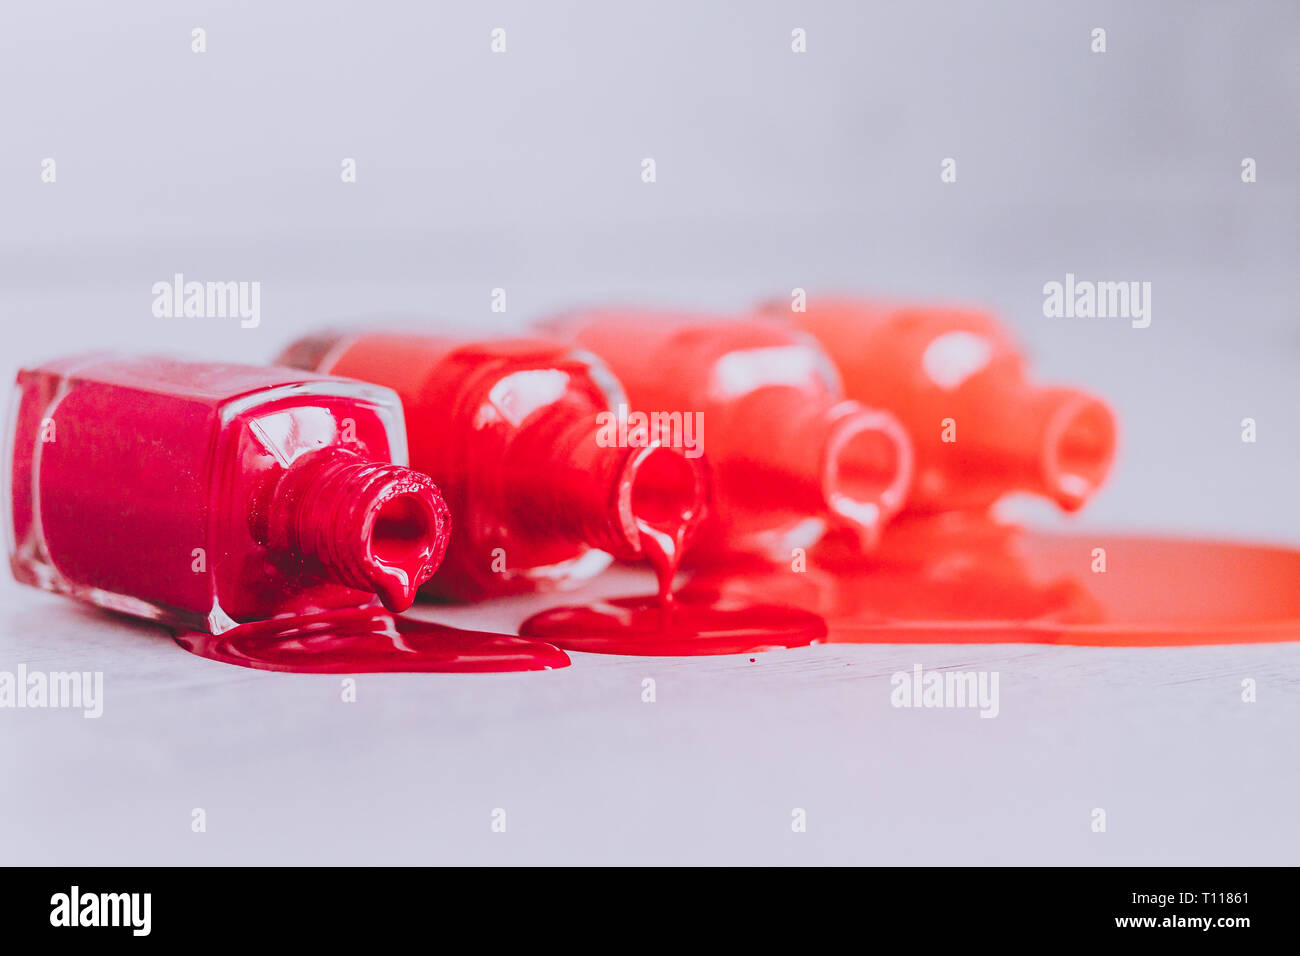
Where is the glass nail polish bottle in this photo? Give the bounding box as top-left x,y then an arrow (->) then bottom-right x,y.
539,310 -> 914,561
764,298 -> 1117,513
277,334 -> 707,601
6,356 -> 450,633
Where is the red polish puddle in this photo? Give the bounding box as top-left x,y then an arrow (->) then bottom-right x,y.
519,516 -> 826,656
681,517 -> 1300,646
518,594 -> 825,656
175,607 -> 571,673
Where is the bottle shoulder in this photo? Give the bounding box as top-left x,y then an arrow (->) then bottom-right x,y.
19,355 -> 368,410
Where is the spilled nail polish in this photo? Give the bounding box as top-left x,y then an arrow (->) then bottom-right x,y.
518,594 -> 825,656
683,514 -> 1300,646
519,486 -> 826,656
175,606 -> 570,672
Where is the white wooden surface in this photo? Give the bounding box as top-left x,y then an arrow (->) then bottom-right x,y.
3,562 -> 1297,865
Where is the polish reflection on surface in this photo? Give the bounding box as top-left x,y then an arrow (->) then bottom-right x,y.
682,514 -> 1300,646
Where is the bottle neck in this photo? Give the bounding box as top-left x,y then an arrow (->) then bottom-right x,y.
722,388 -> 913,548
263,449 -> 450,612
954,379 -> 1117,512
1021,386 -> 1117,512
504,409 -> 707,592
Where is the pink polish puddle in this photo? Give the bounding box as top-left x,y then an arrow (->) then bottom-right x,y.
175,607 -> 571,673
681,518 -> 1300,646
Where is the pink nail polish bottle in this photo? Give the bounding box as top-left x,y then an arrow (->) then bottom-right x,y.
7,355 -> 450,633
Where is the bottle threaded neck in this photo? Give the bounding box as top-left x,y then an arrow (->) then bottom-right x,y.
505,411 -> 707,565
720,387 -> 913,547
266,449 -> 450,611
1032,388 -> 1117,512
820,403 -> 914,548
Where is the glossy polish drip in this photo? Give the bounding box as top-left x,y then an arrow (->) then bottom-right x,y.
262,448 -> 450,612
506,411 -> 706,576
520,455 -> 828,655
175,608 -> 571,673
624,443 -> 708,603
637,519 -> 683,605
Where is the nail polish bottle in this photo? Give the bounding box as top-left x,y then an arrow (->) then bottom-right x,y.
538,309 -> 914,560
276,333 -> 708,601
6,356 -> 450,633
763,299 -> 1117,514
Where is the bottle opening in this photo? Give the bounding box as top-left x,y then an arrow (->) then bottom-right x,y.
823,410 -> 913,548
630,446 -> 702,529
359,482 -> 449,612
267,450 -> 450,614
621,445 -> 708,603
369,494 -> 436,567
1043,396 -> 1116,512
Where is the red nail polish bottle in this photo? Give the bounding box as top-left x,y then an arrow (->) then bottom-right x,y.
6,356 -> 450,633
539,310 -> 914,560
764,299 -> 1118,513
276,334 -> 708,601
